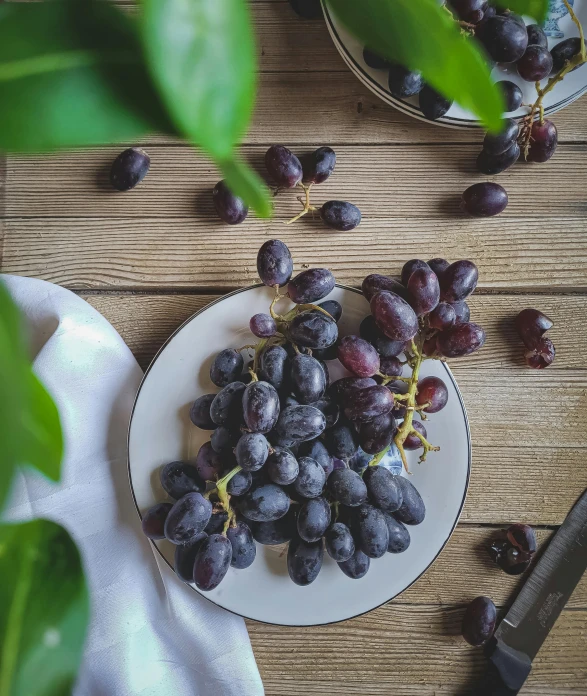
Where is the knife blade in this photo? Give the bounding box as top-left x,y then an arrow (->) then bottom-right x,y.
480,487 -> 587,695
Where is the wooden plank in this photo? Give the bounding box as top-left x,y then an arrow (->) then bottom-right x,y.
81,293 -> 587,371
4,215 -> 587,291
246,608 -> 587,694
5,144 -> 587,220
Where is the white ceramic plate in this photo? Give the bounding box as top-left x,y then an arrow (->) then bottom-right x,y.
322,0 -> 587,129
128,285 -> 471,626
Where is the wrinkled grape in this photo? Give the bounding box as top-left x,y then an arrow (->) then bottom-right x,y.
257,239 -> 294,288
299,439 -> 334,476
160,461 -> 205,499
344,385 -> 394,423
210,348 -> 244,388
363,466 -> 403,512
226,521 -> 256,569
515,307 -> 553,349
483,118 -> 519,155
362,274 -> 409,302
394,477 -> 426,525
403,419 -> 427,451
265,145 -> 302,188
462,182 -> 508,217
437,322 -> 486,357
328,468 -> 368,507
462,596 -> 497,646
190,393 -> 217,430
212,180 -> 248,225
359,412 -> 396,455
451,301 -> 471,324
371,291 -> 419,342
164,492 -> 213,544
527,119 -> 557,162
297,497 -> 331,542
518,44 -> 553,82
407,267 -> 440,315
174,532 -> 207,582
419,86 -> 452,120
243,381 -> 280,433
354,504 -> 389,558
252,507 -> 297,545
429,302 -> 456,330
477,141 -> 520,174
110,147 -> 150,191
194,534 -> 232,591
302,146 -> 336,184
323,418 -> 360,460
416,376 -> 449,413
440,260 -> 479,303
526,23 -> 548,49
210,381 -> 246,426
227,469 -> 253,496
498,80 -> 523,112
288,268 -> 335,304
388,64 -> 423,98
195,441 -> 227,481
287,536 -> 324,586
142,502 -> 173,539
320,200 -> 362,231
274,405 -> 326,443
238,482 -> 290,522
525,337 -> 555,368
235,432 -> 270,471
338,548 -> 370,579
478,16 -> 528,63
363,47 -> 390,70
288,311 -> 338,349
294,456 -> 326,498
259,345 -> 289,391
325,522 -> 355,562
384,514 -> 410,553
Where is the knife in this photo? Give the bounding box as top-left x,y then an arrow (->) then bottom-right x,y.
479,488 -> 587,695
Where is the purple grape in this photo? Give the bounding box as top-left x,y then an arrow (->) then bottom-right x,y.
302,146 -> 336,184
257,239 -> 294,288
316,299 -> 342,322
288,268 -> 335,304
551,37 -> 586,73
243,381 -> 280,433
174,532 -> 207,582
205,510 -> 229,535
362,274 -> 409,302
388,64 -> 423,98
327,468 -> 368,507
363,47 -> 391,70
189,393 -> 217,430
210,381 -> 246,426
407,267 -> 440,315
483,118 -> 519,155
462,596 -> 497,646
416,376 -> 449,413
518,45 -> 553,81
359,412 -> 396,454
160,461 -> 205,499
250,313 -> 276,338
274,405 -> 326,443
258,345 -> 289,390
330,376 -> 377,404
401,259 -> 430,286
338,548 -> 370,579
419,86 -> 452,120
393,477 -> 426,525
294,456 -> 326,498
321,201 -> 362,231
252,508 -> 297,545
427,258 -> 450,278
235,432 -> 270,471
337,335 -> 380,378
354,504 -> 389,558
515,307 -> 553,349
344,385 -> 394,423
451,301 -> 471,324
210,348 -> 244,388
325,522 -> 355,562
212,180 -> 248,225
437,322 -> 486,357
527,120 -> 557,162
164,492 -> 213,545
238,482 -> 290,522
267,447 -> 299,485
323,418 -> 359,460
288,311 -> 338,349
226,469 -> 252,496
370,291 -> 419,342
429,302 -> 456,330
440,260 -> 479,302
477,141 -> 520,174
363,465 -> 403,512
265,145 -> 302,188
461,182 -> 508,217
300,439 -> 334,476
194,441 -> 226,481
110,147 -> 150,191
226,522 -> 256,569
404,419 -> 427,450
287,536 -> 323,586
193,534 -> 232,591
498,80 -> 523,112
526,24 -> 548,49
525,337 -> 555,368
290,354 -> 326,404
450,0 -> 487,22
379,356 -> 402,378
478,16 -> 528,62
142,502 -> 173,539
297,496 -> 331,542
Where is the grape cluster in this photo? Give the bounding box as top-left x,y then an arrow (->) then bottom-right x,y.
141,241 -> 488,591
515,308 -> 555,368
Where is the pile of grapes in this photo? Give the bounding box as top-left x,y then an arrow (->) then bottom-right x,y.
142,241 -> 487,592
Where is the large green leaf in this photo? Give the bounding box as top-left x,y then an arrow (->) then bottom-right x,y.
0,520 -> 89,696
0,1 -> 173,152
495,0 -> 549,23
327,0 -> 505,132
0,282 -> 63,510
141,0 -> 272,217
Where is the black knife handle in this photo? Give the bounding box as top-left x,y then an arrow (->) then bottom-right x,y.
478,637 -> 533,696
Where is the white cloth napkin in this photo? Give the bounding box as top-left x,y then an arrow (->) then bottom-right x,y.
2,275 -> 264,696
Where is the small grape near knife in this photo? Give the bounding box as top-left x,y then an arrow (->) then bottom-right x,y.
480,488 -> 587,695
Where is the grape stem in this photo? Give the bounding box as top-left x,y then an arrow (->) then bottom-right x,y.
520,0 -> 586,157
285,184 -> 317,225
207,465 -> 242,533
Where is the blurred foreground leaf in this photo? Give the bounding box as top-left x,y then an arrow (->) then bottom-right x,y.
327,0 -> 505,131
495,0 -> 549,23
0,0 -> 173,152
0,520 -> 89,696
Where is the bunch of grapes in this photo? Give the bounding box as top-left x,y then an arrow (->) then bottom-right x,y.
142,241 -> 487,591
213,144 -> 362,231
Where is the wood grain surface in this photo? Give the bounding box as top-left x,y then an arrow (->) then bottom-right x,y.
2,1 -> 587,693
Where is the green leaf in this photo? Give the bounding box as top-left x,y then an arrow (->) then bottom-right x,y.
327,0 -> 505,132
0,281 -> 63,510
220,157 -> 273,219
142,0 -> 256,160
495,0 -> 549,23
0,520 -> 89,696
0,1 -> 174,152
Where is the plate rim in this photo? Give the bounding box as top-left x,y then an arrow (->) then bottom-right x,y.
127,283 -> 473,626
321,0 -> 587,129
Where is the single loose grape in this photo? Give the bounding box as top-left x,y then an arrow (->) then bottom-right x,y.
257,239 -> 294,288
265,145 -> 303,188
514,307 -> 553,349
461,182 -> 508,217
302,146 -> 337,184
321,201 -> 362,231
419,86 -> 452,121
110,147 -> 150,191
462,596 -> 497,646
212,180 -> 248,225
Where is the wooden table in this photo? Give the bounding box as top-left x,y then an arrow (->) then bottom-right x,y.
2,2 -> 587,693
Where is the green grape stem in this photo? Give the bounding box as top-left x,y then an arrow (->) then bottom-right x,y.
285,183 -> 317,225
207,465 -> 242,533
